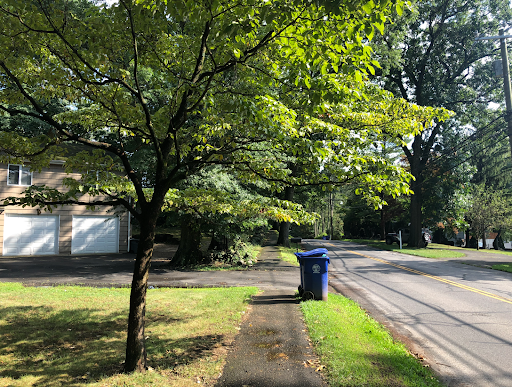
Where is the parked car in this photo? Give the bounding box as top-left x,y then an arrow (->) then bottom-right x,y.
385,228 -> 432,247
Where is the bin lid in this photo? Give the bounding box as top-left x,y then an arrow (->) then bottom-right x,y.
294,248 -> 328,258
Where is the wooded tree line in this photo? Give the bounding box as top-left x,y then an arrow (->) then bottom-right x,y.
338,0 -> 512,249
0,0 -> 510,373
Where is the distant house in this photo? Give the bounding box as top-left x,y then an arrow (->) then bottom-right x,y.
436,222 -> 512,250
0,161 -> 130,256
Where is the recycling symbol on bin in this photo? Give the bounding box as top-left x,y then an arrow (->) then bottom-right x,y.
312,264 -> 321,274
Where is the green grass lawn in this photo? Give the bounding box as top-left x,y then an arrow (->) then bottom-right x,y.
0,283 -> 258,387
344,238 -> 512,262
428,243 -> 512,258
343,239 -> 466,259
277,245 -> 301,266
301,294 -> 442,387
491,264 -> 512,273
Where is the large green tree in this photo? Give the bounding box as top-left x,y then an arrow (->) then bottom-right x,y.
374,0 -> 512,246
465,184 -> 512,249
0,0 -> 448,372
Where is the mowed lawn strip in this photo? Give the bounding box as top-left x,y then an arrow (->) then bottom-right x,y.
0,283 -> 258,387
491,264 -> 512,273
278,246 -> 301,266
343,239 -> 465,259
301,294 -> 443,387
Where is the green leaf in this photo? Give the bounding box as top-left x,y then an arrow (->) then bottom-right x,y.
321,61 -> 329,75
304,76 -> 311,89
396,2 -> 404,15
362,1 -> 374,14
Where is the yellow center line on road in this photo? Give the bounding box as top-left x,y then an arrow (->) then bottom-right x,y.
324,242 -> 512,306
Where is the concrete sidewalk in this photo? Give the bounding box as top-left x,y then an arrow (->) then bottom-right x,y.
212,244 -> 325,386
215,288 -> 325,387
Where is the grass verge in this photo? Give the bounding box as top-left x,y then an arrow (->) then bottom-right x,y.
0,283 -> 258,387
491,264 -> 512,273
301,294 -> 442,387
343,239 -> 465,259
277,246 -> 301,266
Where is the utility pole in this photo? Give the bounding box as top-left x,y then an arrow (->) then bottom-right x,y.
329,191 -> 334,239
476,29 -> 512,157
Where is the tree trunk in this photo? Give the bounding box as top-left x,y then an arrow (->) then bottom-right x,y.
380,208 -> 386,241
277,221 -> 291,247
407,135 -> 425,248
329,191 -> 334,239
124,214 -> 157,372
173,214 -> 203,266
277,185 -> 295,247
408,177 -> 424,247
409,191 -> 424,247
208,231 -> 228,251
475,227 -> 481,250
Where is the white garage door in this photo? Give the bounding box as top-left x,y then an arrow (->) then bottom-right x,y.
3,214 -> 59,256
72,216 -> 119,254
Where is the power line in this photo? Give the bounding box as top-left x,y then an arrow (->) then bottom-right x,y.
424,113 -> 507,171
420,128 -> 510,191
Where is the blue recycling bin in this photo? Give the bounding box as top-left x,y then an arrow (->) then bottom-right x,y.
294,248 -> 330,301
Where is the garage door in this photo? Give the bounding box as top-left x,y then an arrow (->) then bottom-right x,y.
71,216 -> 119,254
3,214 -> 59,256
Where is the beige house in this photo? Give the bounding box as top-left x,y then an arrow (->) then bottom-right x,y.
0,161 -> 130,256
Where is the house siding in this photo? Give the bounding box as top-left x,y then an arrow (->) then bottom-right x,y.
0,162 -> 129,256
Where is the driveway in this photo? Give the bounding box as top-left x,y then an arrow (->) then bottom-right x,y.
0,243 -> 300,290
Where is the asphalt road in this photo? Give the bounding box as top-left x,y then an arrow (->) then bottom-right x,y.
302,239 -> 512,387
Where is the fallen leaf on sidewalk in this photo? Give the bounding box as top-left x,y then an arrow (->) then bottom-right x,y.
304,359 -> 321,368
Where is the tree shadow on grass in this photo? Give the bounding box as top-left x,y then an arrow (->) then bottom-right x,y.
0,305 -> 224,386
147,333 -> 226,370
0,305 -> 128,385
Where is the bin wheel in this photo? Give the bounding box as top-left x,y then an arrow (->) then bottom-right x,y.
302,291 -> 315,301
298,285 -> 304,296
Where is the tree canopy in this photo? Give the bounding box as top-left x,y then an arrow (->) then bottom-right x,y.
372,0 -> 512,246
465,184 -> 512,249
0,0 -> 450,372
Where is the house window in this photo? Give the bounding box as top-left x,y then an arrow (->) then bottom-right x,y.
7,164 -> 32,186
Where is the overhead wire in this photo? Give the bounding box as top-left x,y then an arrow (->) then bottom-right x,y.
422,113 -> 507,172
417,113 -> 509,191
